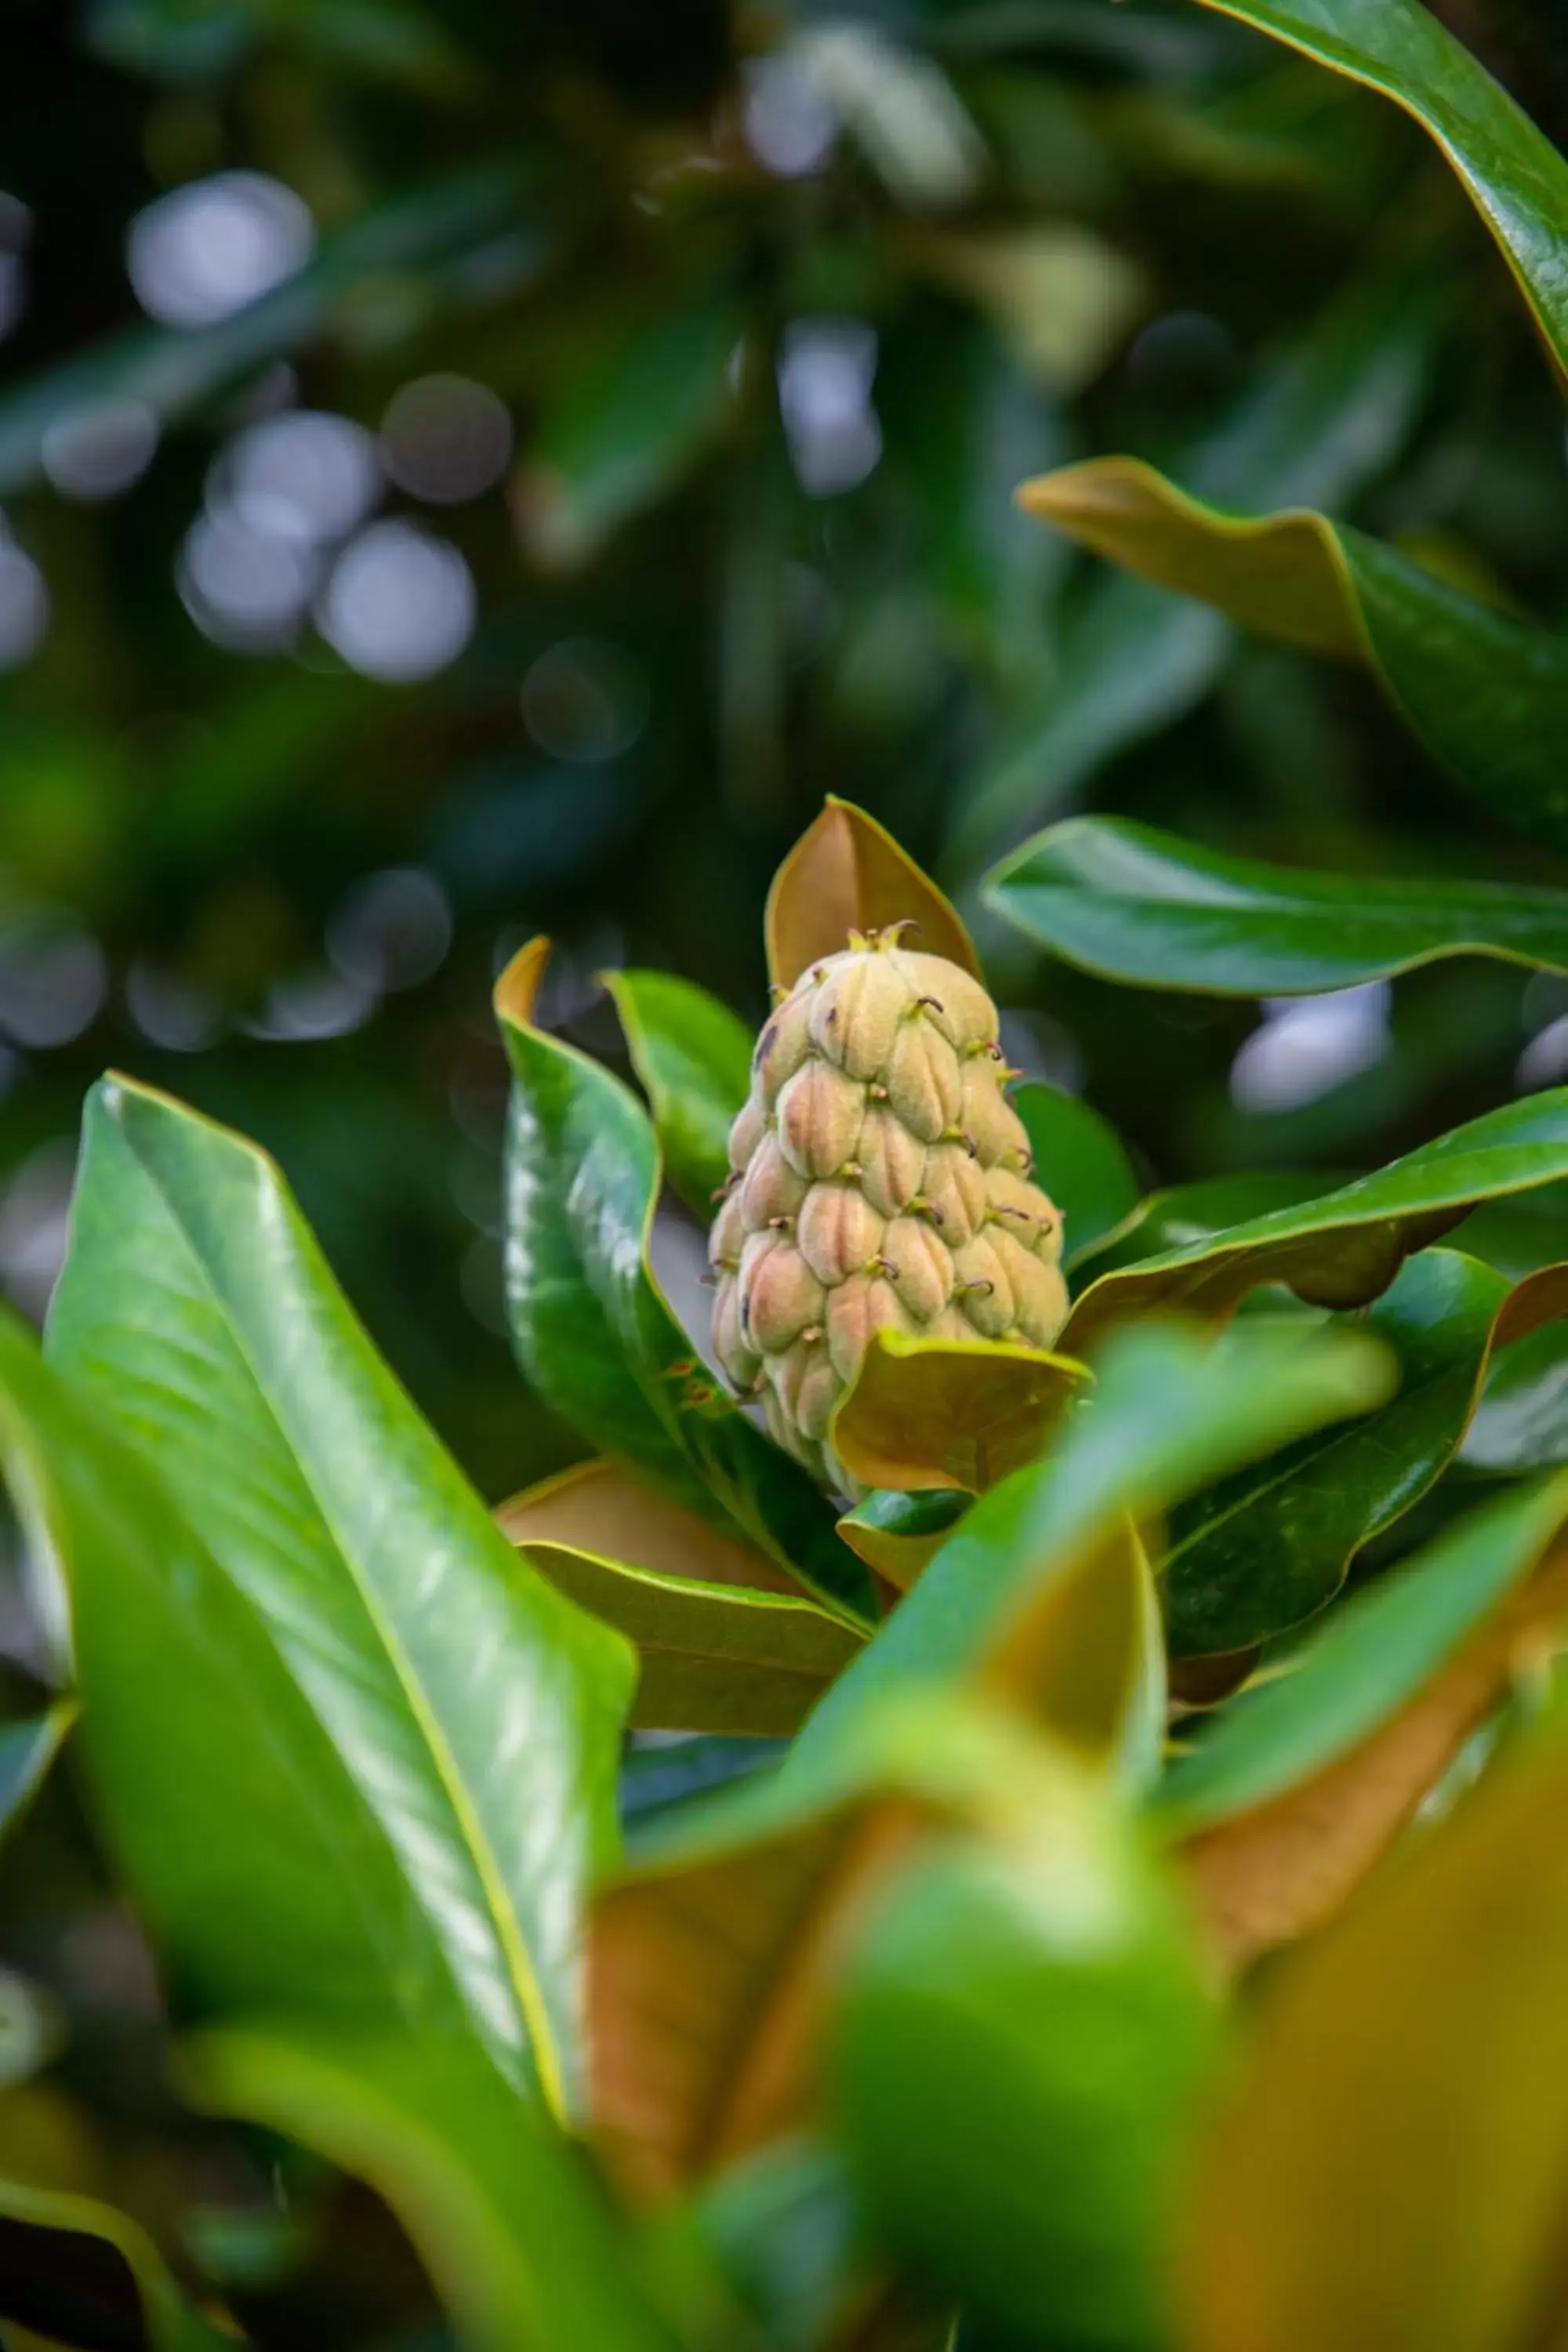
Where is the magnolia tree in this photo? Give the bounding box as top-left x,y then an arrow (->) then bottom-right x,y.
2,2 -> 1568,2348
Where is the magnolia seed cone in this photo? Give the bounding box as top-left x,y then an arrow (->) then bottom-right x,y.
710,931 -> 1067,1496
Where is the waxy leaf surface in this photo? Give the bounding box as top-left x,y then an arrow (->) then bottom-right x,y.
1062,1091 -> 1568,1353
830,1330 -> 1087,1496
1174,0 -> 1568,379
1015,466 -> 1568,851
496,940 -> 873,1626
43,1082 -> 635,2115
1167,1253 -> 1568,1654
606,969 -> 753,1218
989,814 -> 1568,996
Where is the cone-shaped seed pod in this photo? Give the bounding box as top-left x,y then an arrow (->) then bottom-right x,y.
709,931 -> 1067,1493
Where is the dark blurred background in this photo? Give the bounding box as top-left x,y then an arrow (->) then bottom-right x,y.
0,1 -> 1564,2336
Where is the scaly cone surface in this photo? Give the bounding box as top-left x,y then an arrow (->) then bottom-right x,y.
710,927 -> 1067,1495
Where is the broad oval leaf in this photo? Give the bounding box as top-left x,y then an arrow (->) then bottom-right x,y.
1161,1473 -> 1568,1969
1167,1254 -> 1568,1655
988,814 -> 1568,996
829,1330 -> 1087,1497
1175,0 -> 1568,381
1075,1171 -> 1350,1282
1178,1686 -> 1568,2352
1062,1091 -> 1568,1355
1015,465 -> 1568,853
495,939 -> 874,1627
42,1080 -> 636,2115
1012,1080 -> 1141,1265
604,968 -> 753,1218
766,799 -> 979,993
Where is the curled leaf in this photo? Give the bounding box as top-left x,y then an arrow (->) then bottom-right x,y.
765,799 -> 979,993
830,1329 -> 1087,1496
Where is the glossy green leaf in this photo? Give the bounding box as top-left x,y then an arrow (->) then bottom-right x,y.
515,289 -> 743,568
835,1489 -> 970,1595
1462,1318 -> 1568,1472
946,269 -> 1441,866
0,163 -> 542,498
495,939 -> 874,1628
1015,468 -> 1568,852
605,969 -> 753,1218
833,1738 -> 1219,2350
1012,1080 -> 1142,1264
42,1080 -> 635,2116
1076,1172 -> 1350,1279
830,1330 -> 1087,1496
1179,1694 -> 1568,2352
1062,1091 -> 1568,1355
1177,0 -> 1568,379
1159,1469 -> 1568,1835
183,2024 -> 682,2352
795,1316 -> 1392,1790
1458,1180 -> 1568,1280
0,1707 -> 74,1850
0,2172 -> 230,2352
988,815 -> 1568,996
1168,1253 -> 1568,1654
516,1544 -> 863,1736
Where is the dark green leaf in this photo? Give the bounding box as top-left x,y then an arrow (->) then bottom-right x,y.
1177,0 -> 1568,379
1062,1092 -> 1568,1354
1012,1080 -> 1141,1262
835,1488 -> 970,1594
495,940 -> 873,1626
1014,470 -> 1568,853
1167,1252 -> 1568,1653
42,1080 -> 634,2115
605,969 -> 753,1218
1159,1470 -> 1568,1834
988,815 -> 1568,995
1461,1318 -> 1568,1472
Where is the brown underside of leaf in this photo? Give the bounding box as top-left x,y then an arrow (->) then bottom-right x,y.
764,800 -> 980,993
589,1807 -> 919,2205
831,1333 -> 1083,1496
497,1458 -> 800,1595
1182,1548 -> 1568,1974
